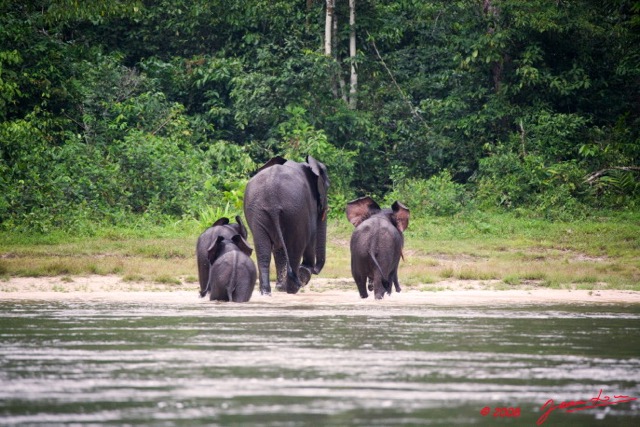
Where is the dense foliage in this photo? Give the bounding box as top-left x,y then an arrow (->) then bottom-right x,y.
1,0 -> 639,232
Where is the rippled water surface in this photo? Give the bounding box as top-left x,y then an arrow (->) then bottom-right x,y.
1,300 -> 639,426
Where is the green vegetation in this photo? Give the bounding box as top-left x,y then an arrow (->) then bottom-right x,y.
0,2 -> 638,290
1,1 -> 639,234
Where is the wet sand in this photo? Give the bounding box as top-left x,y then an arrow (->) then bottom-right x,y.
1,275 -> 639,305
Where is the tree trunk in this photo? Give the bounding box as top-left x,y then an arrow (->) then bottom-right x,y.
333,4 -> 347,101
483,0 -> 504,92
325,0 -> 334,56
348,0 -> 357,109
325,0 -> 340,98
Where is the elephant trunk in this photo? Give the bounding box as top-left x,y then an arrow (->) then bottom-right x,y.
313,215 -> 327,274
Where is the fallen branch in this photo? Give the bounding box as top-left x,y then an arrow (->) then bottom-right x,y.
585,166 -> 640,184
151,110 -> 176,136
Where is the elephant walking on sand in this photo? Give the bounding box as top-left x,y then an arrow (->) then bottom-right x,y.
202,235 -> 256,302
346,197 -> 410,299
243,156 -> 330,295
196,216 -> 248,297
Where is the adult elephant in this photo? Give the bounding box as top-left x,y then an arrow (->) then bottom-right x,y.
196,216 -> 248,297
244,156 -> 330,295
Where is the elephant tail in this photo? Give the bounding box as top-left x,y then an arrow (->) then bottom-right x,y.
201,275 -> 212,298
227,251 -> 238,302
200,285 -> 209,298
368,250 -> 390,291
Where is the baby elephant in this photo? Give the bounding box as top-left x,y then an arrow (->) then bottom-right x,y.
196,216 -> 248,297
202,235 -> 257,302
346,197 -> 410,299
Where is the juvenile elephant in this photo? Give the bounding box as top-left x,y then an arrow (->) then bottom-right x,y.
202,235 -> 257,302
196,216 -> 248,297
346,197 -> 410,299
243,155 -> 330,295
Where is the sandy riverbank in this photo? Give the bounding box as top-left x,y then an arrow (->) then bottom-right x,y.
1,275 -> 639,305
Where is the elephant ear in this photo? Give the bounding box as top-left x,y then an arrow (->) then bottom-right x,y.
346,197 -> 381,227
233,215 -> 248,239
306,155 -> 330,218
255,156 -> 287,174
391,201 -> 410,232
207,236 -> 226,264
306,155 -> 323,177
212,217 -> 230,227
232,234 -> 253,257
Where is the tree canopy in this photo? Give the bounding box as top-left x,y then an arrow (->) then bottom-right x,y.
1,0 -> 639,231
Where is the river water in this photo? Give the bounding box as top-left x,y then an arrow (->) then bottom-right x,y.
1,299 -> 639,426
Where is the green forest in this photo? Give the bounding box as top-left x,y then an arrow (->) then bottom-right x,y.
1,0 -> 639,233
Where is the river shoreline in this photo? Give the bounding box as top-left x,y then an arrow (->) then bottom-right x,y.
2,275 -> 639,305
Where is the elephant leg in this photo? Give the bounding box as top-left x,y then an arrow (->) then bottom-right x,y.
285,267 -> 303,294
298,245 -> 315,287
367,276 -> 374,292
209,282 -> 228,301
374,281 -> 386,299
272,246 -> 300,294
232,266 -> 255,303
353,271 -> 369,299
383,276 -> 393,295
252,229 -> 273,296
372,270 -> 386,300
298,266 -> 311,287
392,270 -> 401,293
233,285 -> 252,303
274,247 -> 288,291
257,252 -> 272,295
298,244 -> 316,280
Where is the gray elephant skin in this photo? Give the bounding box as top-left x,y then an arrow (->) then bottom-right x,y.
202,234 -> 257,302
243,155 -> 330,295
196,216 -> 248,297
346,197 -> 410,299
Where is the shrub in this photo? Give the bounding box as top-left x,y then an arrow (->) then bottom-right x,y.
476,152 -> 588,220
387,170 -> 467,217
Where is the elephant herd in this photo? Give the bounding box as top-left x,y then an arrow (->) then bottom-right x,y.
196,155 -> 410,302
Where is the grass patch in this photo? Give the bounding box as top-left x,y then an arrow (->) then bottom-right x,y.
153,275 -> 182,285
503,275 -> 521,286
51,284 -> 68,293
418,284 -> 449,292
122,274 -> 145,282
439,268 -> 455,279
456,268 -> 498,281
576,275 -> 599,284
0,211 -> 639,290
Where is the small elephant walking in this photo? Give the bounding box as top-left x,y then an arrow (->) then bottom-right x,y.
346,197 -> 410,299
196,216 -> 249,297
202,235 -> 257,302
243,156 -> 330,295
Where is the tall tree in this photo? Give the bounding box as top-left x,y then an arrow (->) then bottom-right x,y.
348,0 -> 357,109
325,0 -> 335,56
324,0 -> 357,108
